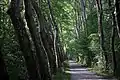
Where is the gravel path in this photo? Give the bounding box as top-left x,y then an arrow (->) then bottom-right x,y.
69,60 -> 117,80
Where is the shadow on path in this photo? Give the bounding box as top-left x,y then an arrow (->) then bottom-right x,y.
66,60 -> 117,80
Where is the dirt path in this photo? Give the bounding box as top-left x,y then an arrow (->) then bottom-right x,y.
69,60 -> 116,80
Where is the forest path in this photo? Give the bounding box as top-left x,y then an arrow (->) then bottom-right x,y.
68,60 -> 116,80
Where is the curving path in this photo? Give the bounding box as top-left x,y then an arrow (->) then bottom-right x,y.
68,60 -> 117,80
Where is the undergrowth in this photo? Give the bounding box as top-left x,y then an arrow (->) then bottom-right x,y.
53,61 -> 70,80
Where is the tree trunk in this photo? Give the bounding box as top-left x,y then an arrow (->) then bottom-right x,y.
114,0 -> 120,38
7,0 -> 41,80
108,0 -> 117,75
47,0 -> 62,68
40,29 -> 57,74
24,0 -> 52,79
80,0 -> 88,36
96,0 -> 108,70
111,27 -> 117,76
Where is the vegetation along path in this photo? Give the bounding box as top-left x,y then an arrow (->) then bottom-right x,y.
68,61 -> 116,80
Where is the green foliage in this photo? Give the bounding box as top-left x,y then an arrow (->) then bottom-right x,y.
53,61 -> 70,80
1,0 -> 120,79
0,1 -> 27,79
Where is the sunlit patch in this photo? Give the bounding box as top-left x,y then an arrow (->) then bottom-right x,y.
65,70 -> 96,75
65,70 -> 71,74
69,68 -> 87,71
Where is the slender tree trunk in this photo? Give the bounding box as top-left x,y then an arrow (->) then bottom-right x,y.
108,0 -> 117,75
80,0 -> 88,36
96,0 -> 108,70
24,0 -> 52,79
74,7 -> 80,39
47,0 -> 62,68
114,0 -> 120,38
7,0 -> 41,80
40,29 -> 57,74
111,27 -> 117,76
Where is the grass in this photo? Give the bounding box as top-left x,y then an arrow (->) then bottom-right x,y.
53,61 -> 71,80
88,67 -> 115,79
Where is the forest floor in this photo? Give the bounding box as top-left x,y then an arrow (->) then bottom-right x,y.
66,60 -> 117,80
53,61 -> 70,80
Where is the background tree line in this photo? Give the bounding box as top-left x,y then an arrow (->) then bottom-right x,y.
65,0 -> 120,78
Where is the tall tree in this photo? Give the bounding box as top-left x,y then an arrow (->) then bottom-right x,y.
108,0 -> 117,75
114,0 -> 120,38
7,0 -> 41,80
47,0 -> 62,68
24,0 -> 52,79
96,0 -> 108,69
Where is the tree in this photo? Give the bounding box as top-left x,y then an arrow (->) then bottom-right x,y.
114,0 -> 120,38
7,0 -> 41,80
24,0 -> 52,79
47,0 -> 62,68
96,0 -> 108,70
108,0 -> 117,75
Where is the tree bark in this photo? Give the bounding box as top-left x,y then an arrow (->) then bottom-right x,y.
7,0 -> 41,80
80,0 -> 87,35
96,0 -> 108,70
114,0 -> 120,38
24,0 -> 52,79
40,28 -> 57,74
47,0 -> 62,68
111,26 -> 117,76
108,0 -> 117,75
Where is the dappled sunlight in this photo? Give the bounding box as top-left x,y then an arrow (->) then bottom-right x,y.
69,68 -> 87,71
65,70 -> 96,75
69,61 -> 117,80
